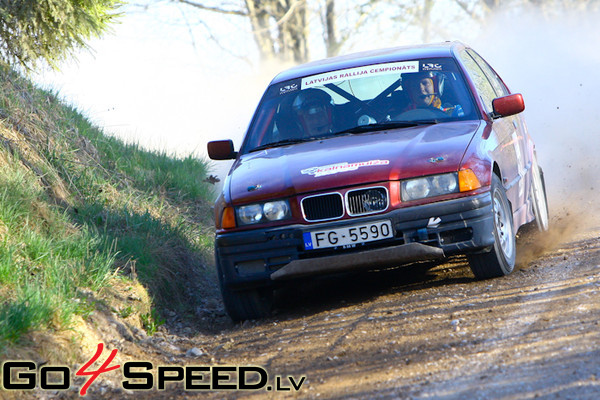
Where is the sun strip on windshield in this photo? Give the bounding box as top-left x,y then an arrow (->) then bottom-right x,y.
301,61 -> 419,90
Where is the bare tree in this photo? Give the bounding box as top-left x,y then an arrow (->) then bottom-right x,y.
324,0 -> 339,57
144,0 -> 599,65
172,0 -> 309,63
169,0 -> 385,63
390,0 -> 600,43
453,0 -> 600,18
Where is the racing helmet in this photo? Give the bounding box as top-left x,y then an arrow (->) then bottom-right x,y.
292,89 -> 334,136
402,71 -> 445,97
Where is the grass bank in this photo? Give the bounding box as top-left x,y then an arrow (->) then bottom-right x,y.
0,63 -> 217,357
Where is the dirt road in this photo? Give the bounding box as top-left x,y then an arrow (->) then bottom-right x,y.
25,216 -> 599,400
107,215 -> 597,400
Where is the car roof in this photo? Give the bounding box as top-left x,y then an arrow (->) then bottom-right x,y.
271,41 -> 467,84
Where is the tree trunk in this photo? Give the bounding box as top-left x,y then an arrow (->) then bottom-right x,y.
244,0 -> 309,63
245,0 -> 277,61
278,0 -> 309,63
325,0 -> 340,57
421,0 -> 434,43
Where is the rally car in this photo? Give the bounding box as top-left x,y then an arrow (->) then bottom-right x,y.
208,41 -> 549,321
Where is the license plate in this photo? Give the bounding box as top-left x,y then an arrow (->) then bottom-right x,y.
303,220 -> 393,250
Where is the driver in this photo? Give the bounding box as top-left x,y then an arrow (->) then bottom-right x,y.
401,71 -> 464,117
402,71 -> 443,110
292,88 -> 334,136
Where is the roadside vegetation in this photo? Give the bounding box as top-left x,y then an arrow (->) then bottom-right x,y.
0,63 -> 216,358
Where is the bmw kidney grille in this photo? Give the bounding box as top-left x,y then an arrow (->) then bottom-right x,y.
301,187 -> 388,221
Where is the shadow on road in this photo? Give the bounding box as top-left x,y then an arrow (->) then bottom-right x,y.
272,256 -> 474,319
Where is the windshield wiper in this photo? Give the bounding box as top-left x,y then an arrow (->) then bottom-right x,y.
334,120 -> 438,136
249,137 -> 316,152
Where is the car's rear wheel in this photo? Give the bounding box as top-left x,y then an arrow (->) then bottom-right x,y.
467,174 -> 516,279
216,258 -> 273,321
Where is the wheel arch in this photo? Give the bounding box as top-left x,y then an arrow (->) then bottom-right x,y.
492,162 -> 502,181
491,161 -> 516,221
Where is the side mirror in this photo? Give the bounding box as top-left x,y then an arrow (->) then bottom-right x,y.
207,140 -> 237,160
492,93 -> 525,118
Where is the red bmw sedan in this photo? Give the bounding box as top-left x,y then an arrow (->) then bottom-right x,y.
208,41 -> 549,321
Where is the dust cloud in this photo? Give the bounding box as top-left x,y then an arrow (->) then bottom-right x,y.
203,61 -> 296,191
209,8 -> 600,241
469,9 -> 600,244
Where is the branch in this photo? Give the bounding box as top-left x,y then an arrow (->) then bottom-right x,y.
249,0 -> 305,34
174,0 -> 248,16
452,0 -> 485,23
336,1 -> 379,51
196,18 -> 254,65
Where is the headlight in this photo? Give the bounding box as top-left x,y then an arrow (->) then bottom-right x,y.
263,200 -> 290,221
402,173 -> 459,201
237,204 -> 263,225
431,173 -> 458,193
403,177 -> 431,200
236,200 -> 291,225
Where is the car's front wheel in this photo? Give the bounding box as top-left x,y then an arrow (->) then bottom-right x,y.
467,174 -> 516,279
220,285 -> 273,322
216,258 -> 273,321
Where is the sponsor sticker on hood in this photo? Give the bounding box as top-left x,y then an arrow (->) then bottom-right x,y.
301,160 -> 390,178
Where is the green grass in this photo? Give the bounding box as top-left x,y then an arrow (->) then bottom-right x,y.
0,63 -> 216,350
140,309 -> 165,336
0,286 -> 55,343
0,160 -> 117,345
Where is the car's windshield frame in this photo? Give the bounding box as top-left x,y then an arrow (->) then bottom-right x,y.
239,57 -> 478,155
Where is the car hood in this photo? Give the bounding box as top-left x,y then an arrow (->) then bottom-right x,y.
228,120 -> 481,204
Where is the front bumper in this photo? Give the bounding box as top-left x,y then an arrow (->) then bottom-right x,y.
215,192 -> 494,289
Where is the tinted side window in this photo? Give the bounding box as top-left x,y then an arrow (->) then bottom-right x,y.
467,49 -> 510,97
458,49 -> 497,113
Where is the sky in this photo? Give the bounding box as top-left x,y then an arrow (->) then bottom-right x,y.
32,3 -> 600,213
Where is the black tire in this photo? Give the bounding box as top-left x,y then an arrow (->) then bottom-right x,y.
220,285 -> 273,322
467,174 -> 516,279
216,258 -> 273,321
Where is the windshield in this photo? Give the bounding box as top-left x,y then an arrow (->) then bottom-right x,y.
241,57 -> 477,154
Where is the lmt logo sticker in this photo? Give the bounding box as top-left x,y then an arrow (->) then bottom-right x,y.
1,343 -> 306,395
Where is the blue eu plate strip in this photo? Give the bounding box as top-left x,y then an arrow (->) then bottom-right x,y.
303,232 -> 313,250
